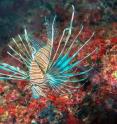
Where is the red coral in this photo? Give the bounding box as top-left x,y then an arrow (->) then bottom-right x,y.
0,106 -> 5,115
8,104 -> 17,116
0,85 -> 4,94
17,80 -> 27,90
111,37 -> 117,43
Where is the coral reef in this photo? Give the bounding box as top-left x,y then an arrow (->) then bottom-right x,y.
0,0 -> 117,124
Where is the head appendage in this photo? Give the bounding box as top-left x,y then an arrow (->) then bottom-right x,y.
61,47 -> 97,73
8,31 -> 35,69
45,5 -> 96,95
0,29 -> 34,81
7,51 -> 24,64
58,5 -> 75,56
12,37 -> 32,62
24,28 -> 33,54
51,32 -> 95,72
51,66 -> 93,79
49,7 -> 95,73
8,45 -> 30,68
0,63 -> 29,80
18,34 -> 33,60
0,63 -> 26,75
49,5 -> 75,68
46,16 -> 56,71
66,24 -> 84,54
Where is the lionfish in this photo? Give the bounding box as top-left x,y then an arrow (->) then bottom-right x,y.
0,5 -> 97,99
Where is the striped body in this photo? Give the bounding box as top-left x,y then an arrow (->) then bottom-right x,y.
29,45 -> 51,97
0,5 -> 96,99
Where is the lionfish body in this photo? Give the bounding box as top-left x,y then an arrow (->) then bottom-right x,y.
0,6 -> 96,99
